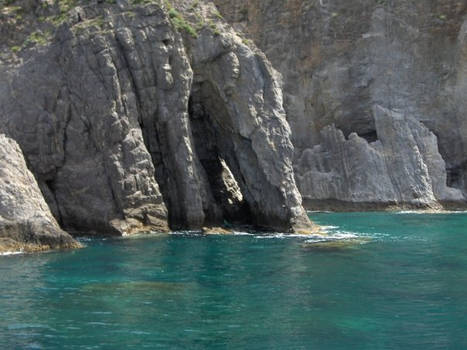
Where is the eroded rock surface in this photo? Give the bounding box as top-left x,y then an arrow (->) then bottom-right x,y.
183,3 -> 311,231
296,106 -> 464,209
215,0 -> 467,209
0,134 -> 80,253
0,0 -> 314,235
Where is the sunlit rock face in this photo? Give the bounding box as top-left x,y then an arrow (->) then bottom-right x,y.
0,134 -> 80,253
0,0 -> 313,235
214,0 -> 467,209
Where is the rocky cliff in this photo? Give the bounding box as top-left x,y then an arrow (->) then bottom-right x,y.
0,0 -> 315,240
214,0 -> 467,210
3,0 -> 464,248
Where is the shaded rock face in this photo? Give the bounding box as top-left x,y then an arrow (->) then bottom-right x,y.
214,0 -> 467,209
0,134 -> 80,253
0,1 -> 313,234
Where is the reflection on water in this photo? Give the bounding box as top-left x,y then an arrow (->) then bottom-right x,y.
1,212 -> 467,349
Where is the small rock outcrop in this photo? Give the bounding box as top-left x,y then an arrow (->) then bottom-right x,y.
0,134 -> 80,253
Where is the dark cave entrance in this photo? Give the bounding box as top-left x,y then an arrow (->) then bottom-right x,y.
447,160 -> 467,192
188,82 -> 252,227
357,129 -> 378,143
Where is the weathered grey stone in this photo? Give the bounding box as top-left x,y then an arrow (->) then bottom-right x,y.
1,8 -> 171,235
173,0 -> 313,231
0,134 -> 80,253
0,0 -> 316,234
214,0 -> 467,209
296,106 -> 464,208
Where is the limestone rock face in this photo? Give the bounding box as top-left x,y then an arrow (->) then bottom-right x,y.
296,106 -> 464,209
214,0 -> 467,209
1,5 -> 171,235
0,134 -> 80,253
182,3 -> 311,231
0,0 -> 313,234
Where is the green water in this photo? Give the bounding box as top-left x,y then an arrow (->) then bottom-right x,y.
1,212 -> 467,349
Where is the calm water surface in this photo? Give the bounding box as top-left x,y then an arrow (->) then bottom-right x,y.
1,212 -> 467,349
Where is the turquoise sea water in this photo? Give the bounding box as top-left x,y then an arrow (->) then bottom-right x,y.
1,212 -> 467,349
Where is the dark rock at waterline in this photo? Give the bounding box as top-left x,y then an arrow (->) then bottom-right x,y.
0,135 -> 80,253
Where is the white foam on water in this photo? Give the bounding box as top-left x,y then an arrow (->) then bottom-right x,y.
303,231 -> 369,244
329,232 -> 359,239
320,225 -> 339,231
232,231 -> 254,236
0,250 -> 23,256
170,230 -> 204,236
396,210 -> 467,214
120,231 -> 166,239
254,233 -> 326,239
168,226 -> 377,244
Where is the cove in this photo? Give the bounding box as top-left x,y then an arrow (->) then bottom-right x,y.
1,212 -> 467,349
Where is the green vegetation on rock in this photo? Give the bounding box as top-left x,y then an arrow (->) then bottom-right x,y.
167,5 -> 198,37
23,30 -> 52,47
